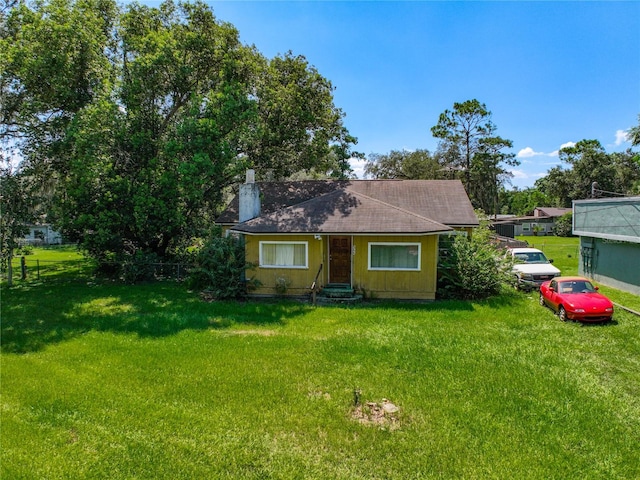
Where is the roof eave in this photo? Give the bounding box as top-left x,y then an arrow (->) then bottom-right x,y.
229,227 -> 454,236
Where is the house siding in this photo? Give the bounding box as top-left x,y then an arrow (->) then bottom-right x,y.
579,237 -> 640,295
245,234 -> 326,297
353,235 -> 438,300
574,197 -> 640,295
21,225 -> 62,245
245,233 -> 438,300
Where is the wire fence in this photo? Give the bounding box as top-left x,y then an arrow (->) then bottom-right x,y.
4,256 -> 192,284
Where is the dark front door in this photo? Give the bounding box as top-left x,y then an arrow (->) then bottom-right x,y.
329,236 -> 351,284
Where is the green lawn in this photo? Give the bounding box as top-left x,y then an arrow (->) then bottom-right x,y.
7,245 -> 95,282
3,257 -> 640,478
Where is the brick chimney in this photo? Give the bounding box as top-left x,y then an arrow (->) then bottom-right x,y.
238,169 -> 260,222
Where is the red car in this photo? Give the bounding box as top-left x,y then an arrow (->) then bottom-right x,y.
539,276 -> 614,323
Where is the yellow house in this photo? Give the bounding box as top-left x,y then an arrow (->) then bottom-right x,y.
216,173 -> 478,301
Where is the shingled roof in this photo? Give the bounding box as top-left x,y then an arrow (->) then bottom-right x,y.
217,179 -> 478,235
534,207 -> 572,218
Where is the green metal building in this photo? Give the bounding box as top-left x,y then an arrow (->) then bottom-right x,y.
573,197 -> 640,295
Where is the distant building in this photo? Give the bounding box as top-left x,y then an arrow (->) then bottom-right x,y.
491,207 -> 571,238
532,207 -> 572,218
573,197 -> 640,295
20,224 -> 62,245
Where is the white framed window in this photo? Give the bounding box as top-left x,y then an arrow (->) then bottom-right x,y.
259,241 -> 308,268
368,242 -> 421,271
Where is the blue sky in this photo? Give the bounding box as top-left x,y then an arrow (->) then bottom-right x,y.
174,1 -> 639,188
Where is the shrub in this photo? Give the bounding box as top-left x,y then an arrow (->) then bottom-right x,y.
16,245 -> 34,255
438,225 -> 515,300
121,251 -> 162,284
554,212 -> 573,237
187,228 -> 257,299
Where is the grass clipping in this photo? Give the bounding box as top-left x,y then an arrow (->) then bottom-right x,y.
352,397 -> 401,430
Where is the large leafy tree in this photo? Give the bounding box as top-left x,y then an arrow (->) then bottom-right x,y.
498,187 -> 551,216
57,0 -> 258,262
1,0 -> 115,278
3,0 -> 358,269
248,52 -> 358,180
535,140 -> 640,206
534,166 -> 574,208
431,99 -> 518,214
364,149 -> 443,180
1,0 -> 116,159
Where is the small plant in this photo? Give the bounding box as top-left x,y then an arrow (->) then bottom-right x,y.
353,388 -> 361,406
355,284 -> 376,300
275,276 -> 291,295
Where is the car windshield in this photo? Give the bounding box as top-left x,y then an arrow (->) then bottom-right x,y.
514,252 -> 549,264
557,280 -> 596,294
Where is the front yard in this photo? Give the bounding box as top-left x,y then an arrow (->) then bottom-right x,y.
2,263 -> 639,478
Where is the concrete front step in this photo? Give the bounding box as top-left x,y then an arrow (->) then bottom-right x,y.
320,283 -> 356,298
316,294 -> 364,305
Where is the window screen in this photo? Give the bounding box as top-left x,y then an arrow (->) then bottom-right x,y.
260,242 -> 307,268
369,243 -> 420,270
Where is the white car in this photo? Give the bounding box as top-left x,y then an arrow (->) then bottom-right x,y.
509,247 -> 561,291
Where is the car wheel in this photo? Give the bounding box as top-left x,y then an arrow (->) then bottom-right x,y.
539,294 -> 545,306
558,306 -> 567,322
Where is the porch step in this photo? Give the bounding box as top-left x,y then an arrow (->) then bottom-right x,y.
316,294 -> 363,305
320,283 -> 356,298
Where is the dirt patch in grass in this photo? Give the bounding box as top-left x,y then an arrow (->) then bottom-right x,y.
352,399 -> 401,430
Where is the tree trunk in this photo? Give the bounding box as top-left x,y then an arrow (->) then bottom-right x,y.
7,248 -> 13,287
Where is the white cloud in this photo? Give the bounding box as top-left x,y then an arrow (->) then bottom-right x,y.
517,147 -> 543,158
518,142 -> 576,159
349,156 -> 368,179
614,129 -> 628,146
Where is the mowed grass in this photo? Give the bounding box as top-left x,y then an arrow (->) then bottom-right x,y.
8,245 -> 95,281
2,245 -> 640,478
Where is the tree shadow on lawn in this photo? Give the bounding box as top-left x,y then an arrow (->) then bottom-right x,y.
1,281 -> 311,354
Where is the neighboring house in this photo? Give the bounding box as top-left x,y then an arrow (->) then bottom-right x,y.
492,207 -> 571,238
573,197 -> 640,295
216,172 -> 478,300
20,224 -> 62,245
532,207 -> 572,219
